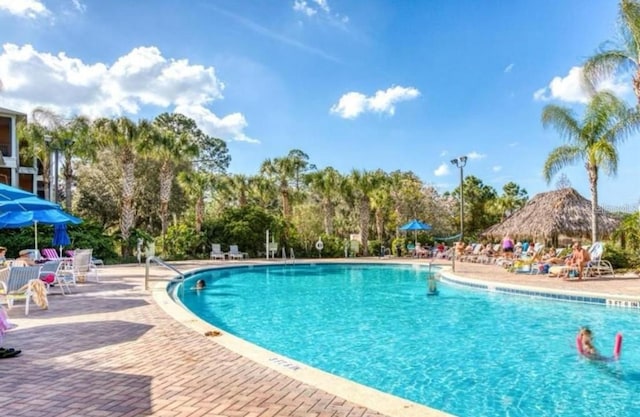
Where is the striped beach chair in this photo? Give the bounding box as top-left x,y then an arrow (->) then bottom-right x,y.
0,266 -> 43,315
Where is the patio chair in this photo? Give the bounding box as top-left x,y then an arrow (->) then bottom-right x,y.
210,244 -> 226,260
0,265 -> 43,315
65,249 -> 104,266
227,245 -> 247,260
40,247 -> 61,260
584,242 -> 615,278
39,260 -> 71,295
60,249 -> 99,283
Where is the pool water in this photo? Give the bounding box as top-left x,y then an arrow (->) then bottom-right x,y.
177,263 -> 640,417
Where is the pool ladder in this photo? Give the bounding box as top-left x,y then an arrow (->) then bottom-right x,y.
281,247 -> 295,265
145,255 -> 186,290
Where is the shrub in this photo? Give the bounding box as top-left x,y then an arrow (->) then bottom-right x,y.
604,244 -> 640,269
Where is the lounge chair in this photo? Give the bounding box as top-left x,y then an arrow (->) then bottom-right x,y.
39,260 -> 70,295
0,266 -> 43,315
60,249 -> 99,283
210,244 -> 226,260
227,245 -> 247,260
41,247 -> 62,261
584,242 -> 615,278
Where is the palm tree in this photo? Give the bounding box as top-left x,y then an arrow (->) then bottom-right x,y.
92,117 -> 155,256
177,170 -> 212,233
583,0 -> 640,104
17,110 -> 53,200
345,169 -> 381,256
152,114 -> 199,236
305,167 -> 342,235
541,91 -> 640,242
58,115 -> 90,211
260,156 -> 296,219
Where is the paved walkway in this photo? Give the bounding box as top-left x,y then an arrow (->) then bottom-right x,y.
1,259 -> 639,417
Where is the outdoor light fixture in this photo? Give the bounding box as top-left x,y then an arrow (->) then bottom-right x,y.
450,156 -> 468,271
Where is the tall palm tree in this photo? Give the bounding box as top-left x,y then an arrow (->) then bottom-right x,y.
305,167 -> 342,235
369,170 -> 391,242
541,91 -> 640,242
177,170 -> 212,233
58,115 -> 90,211
260,156 -> 296,219
345,169 -> 381,256
16,110 -> 52,200
583,0 -> 640,104
152,114 -> 199,236
226,174 -> 251,208
92,117 -> 155,256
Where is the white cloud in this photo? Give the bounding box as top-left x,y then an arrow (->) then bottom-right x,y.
439,150 -> 448,157
467,151 -> 486,160
533,66 -> 630,104
330,86 -> 420,119
492,165 -> 502,172
71,0 -> 86,13
0,43 -> 255,143
434,163 -> 449,177
293,0 -> 316,16
504,63 -> 514,73
508,142 -> 518,148
0,0 -> 49,18
292,0 -> 348,26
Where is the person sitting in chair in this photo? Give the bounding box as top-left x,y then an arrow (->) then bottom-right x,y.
12,250 -> 35,267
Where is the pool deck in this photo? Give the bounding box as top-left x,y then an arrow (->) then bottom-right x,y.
2,258 -> 639,417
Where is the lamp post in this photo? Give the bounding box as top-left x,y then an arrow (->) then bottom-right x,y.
450,156 -> 467,271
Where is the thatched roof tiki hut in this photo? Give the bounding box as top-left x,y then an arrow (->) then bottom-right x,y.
482,188 -> 619,245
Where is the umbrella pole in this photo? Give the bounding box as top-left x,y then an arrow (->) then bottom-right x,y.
34,221 -> 38,254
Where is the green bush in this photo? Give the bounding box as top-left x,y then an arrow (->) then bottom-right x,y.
604,244 -> 640,269
0,221 -> 117,263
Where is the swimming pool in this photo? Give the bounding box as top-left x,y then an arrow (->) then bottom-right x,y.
176,263 -> 640,417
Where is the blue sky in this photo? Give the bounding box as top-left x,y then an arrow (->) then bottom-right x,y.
1,0 -> 638,209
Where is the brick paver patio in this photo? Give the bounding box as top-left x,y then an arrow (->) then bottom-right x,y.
1,259 -> 638,417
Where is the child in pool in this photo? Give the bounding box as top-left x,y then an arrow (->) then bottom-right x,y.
579,327 -> 599,356
195,279 -> 206,290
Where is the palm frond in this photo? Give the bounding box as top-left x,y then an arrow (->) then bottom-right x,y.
541,105 -> 580,140
542,145 -> 582,183
621,0 -> 640,55
590,140 -> 619,176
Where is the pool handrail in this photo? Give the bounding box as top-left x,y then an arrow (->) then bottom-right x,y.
145,256 -> 185,290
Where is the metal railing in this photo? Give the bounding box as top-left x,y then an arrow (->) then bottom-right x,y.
145,255 -> 185,290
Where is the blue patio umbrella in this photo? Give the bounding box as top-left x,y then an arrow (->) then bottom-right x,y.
52,223 -> 72,256
399,219 -> 432,247
0,209 -> 82,253
0,183 -> 61,212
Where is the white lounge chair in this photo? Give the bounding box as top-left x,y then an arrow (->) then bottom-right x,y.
60,249 -> 99,283
0,265 -> 42,314
584,242 -> 615,277
227,245 -> 247,260
210,244 -> 226,260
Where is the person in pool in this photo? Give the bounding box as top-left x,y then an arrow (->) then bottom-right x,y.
195,279 -> 206,290
579,327 -> 599,356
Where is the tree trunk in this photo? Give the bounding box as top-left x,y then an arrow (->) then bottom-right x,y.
634,70 -> 640,107
375,208 -> 384,241
281,188 -> 291,219
159,161 -> 173,236
195,196 -> 204,233
120,158 -> 136,257
64,154 -> 73,211
359,197 -> 370,256
323,198 -> 334,235
587,163 -> 599,243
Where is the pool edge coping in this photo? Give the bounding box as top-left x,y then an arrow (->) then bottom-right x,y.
151,261 -> 454,417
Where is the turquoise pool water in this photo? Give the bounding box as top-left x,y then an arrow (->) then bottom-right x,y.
176,263 -> 640,417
